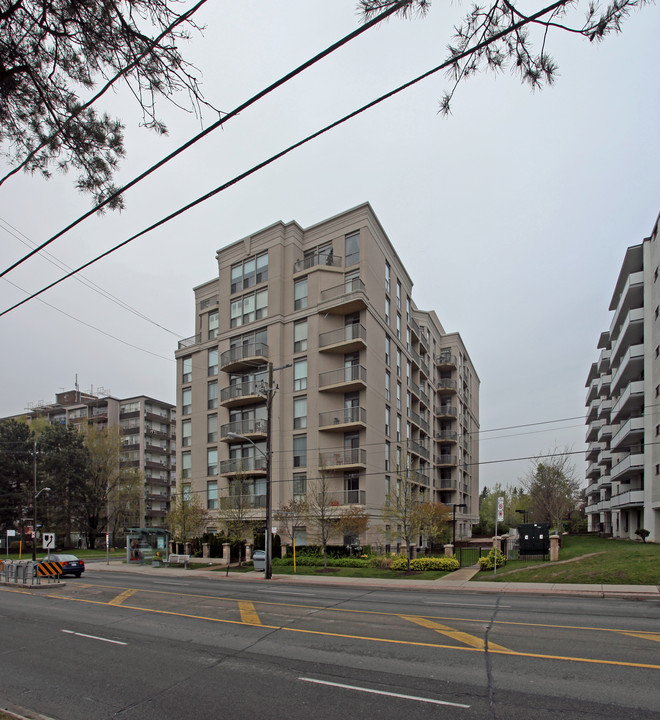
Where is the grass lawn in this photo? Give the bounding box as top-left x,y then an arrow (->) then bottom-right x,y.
472,535 -> 660,585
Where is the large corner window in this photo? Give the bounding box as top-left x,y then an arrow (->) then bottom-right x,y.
231,252 -> 268,293
208,311 -> 219,339
182,356 -> 192,383
345,231 -> 360,266
230,288 -> 268,328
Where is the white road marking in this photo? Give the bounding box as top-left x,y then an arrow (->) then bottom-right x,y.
299,678 -> 470,708
61,629 -> 127,645
425,601 -> 511,608
256,589 -> 317,596
154,581 -> 190,586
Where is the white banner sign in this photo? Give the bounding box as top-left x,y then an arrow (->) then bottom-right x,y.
496,497 -> 504,523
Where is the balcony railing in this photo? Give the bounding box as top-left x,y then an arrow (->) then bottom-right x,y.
319,365 -> 367,389
409,440 -> 430,460
220,381 -> 266,405
326,490 -> 366,506
436,431 -> 458,442
434,455 -> 457,466
220,456 -> 267,475
437,378 -> 457,392
435,353 -> 457,368
220,418 -> 268,439
320,277 -> 365,303
319,323 -> 367,349
178,333 -> 201,350
220,343 -> 269,370
318,406 -> 366,427
219,494 -> 267,510
435,404 -> 457,417
294,252 -> 342,273
319,447 -> 366,468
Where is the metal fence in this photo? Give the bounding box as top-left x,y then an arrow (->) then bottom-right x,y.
0,559 -> 61,585
454,546 -> 490,568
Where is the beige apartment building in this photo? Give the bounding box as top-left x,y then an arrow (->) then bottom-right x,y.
6,388 -> 176,530
175,203 -> 479,549
585,213 -> 660,542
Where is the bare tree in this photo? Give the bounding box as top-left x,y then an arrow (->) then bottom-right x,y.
217,470 -> 259,565
274,498 -> 309,549
335,506 -> 370,551
306,463 -> 341,568
414,501 -> 451,548
166,482 -> 210,551
520,449 -> 581,541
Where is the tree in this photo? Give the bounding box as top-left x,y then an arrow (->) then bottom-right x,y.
217,470 -> 259,564
80,424 -> 142,548
306,463 -> 341,568
478,483 -> 530,535
166,482 -> 210,550
0,0 -> 216,208
520,450 -> 581,539
274,497 -> 309,549
0,419 -> 32,536
360,0 -> 648,114
414,501 -> 451,547
335,506 -> 370,551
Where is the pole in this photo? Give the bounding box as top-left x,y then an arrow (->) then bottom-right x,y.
32,439 -> 37,562
265,362 -> 273,580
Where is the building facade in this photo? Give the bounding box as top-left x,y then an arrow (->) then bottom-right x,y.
8,388 -> 176,530
175,204 -> 479,548
584,213 -> 660,542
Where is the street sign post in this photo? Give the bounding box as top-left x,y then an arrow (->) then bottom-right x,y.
495,497 -> 504,576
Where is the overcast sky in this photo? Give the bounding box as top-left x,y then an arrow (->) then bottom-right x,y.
1,0 -> 658,489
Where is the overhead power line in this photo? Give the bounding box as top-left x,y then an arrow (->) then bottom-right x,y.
0,0 -> 411,281
0,0 -> 571,318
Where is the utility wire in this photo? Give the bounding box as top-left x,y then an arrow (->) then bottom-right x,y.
0,0 -> 411,280
0,0 -> 573,318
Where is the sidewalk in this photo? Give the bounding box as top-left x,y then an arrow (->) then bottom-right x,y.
84,560 -> 660,600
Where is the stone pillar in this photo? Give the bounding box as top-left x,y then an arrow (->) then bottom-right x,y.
222,542 -> 231,565
245,545 -> 252,562
550,534 -> 560,562
202,543 -> 210,559
281,544 -> 289,558
410,545 -> 417,559
444,544 -> 454,557
492,535 -> 502,551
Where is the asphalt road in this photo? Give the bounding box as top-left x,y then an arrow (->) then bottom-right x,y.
2,569 -> 660,720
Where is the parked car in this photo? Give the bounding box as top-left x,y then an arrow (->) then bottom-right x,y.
40,554 -> 85,578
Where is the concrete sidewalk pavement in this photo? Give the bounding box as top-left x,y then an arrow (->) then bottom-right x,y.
83,559 -> 660,600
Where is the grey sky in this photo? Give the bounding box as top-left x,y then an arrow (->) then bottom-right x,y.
1,1 -> 658,489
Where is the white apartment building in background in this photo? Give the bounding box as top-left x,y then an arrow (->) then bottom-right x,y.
585,213 -> 660,542
4,388 -> 177,530
175,203 -> 479,549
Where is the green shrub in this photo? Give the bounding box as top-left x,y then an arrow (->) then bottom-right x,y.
273,556 -> 369,568
478,548 -> 507,570
391,556 -> 460,572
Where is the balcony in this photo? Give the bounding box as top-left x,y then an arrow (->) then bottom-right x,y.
434,454 -> 457,467
318,406 -> 366,432
318,324 -> 367,353
609,453 -> 644,482
610,415 -> 644,452
220,381 -> 266,408
436,404 -> 457,418
436,378 -> 457,394
220,456 -> 267,476
597,398 -> 612,420
294,251 -> 343,274
435,476 -> 456,490
319,365 -> 366,392
609,270 -> 643,338
410,470 -> 430,486
220,494 -> 267,510
220,418 -> 268,442
586,462 -> 600,479
409,439 -> 430,460
610,380 -> 644,423
610,489 -> 645,509
178,333 -> 201,350
319,277 -> 368,314
409,317 -> 421,340
220,343 -> 268,372
435,353 -> 457,369
435,430 -> 458,443
610,307 -> 644,367
318,447 -> 366,470
409,410 -> 430,434
585,419 -> 604,443
585,378 -> 599,405
610,343 -> 644,396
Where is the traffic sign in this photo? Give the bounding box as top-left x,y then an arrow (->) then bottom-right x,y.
496,497 -> 504,522
42,533 -> 55,549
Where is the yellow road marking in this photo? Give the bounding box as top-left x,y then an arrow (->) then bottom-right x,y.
109,588 -> 138,606
401,614 -> 512,652
617,631 -> 660,643
2,587 -> 660,670
239,601 -> 261,625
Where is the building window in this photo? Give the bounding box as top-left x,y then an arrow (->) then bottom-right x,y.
182,388 -> 192,415
406,296 -> 410,321
294,319 -> 308,353
385,406 -> 391,436
208,414 -> 218,443
293,473 -> 307,501
208,348 -> 218,376
345,231 -> 360,266
294,277 -> 308,310
294,358 -> 308,391
181,452 -> 191,479
396,349 -> 401,377
293,435 -> 307,468
385,440 -> 390,471
208,311 -> 219,339
385,297 -> 390,325
231,251 -> 268,293
396,280 -> 401,309
385,335 -> 391,366
385,476 -> 390,505
230,288 -> 268,328
294,396 -> 307,429
207,380 -> 218,410
396,313 -> 401,339
207,448 -> 218,476
182,356 -> 192,383
207,481 -> 218,509
385,370 -> 391,402
182,419 -> 192,447
385,261 -> 390,293
396,381 -> 401,410
396,414 -> 401,441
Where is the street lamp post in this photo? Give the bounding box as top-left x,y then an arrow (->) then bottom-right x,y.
32,439 -> 51,560
452,503 -> 467,549
515,509 -> 529,523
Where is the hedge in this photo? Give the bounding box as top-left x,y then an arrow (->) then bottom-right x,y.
273,556 -> 370,568
391,556 -> 460,572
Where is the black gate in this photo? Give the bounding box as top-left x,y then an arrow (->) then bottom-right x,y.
455,546 -> 489,568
